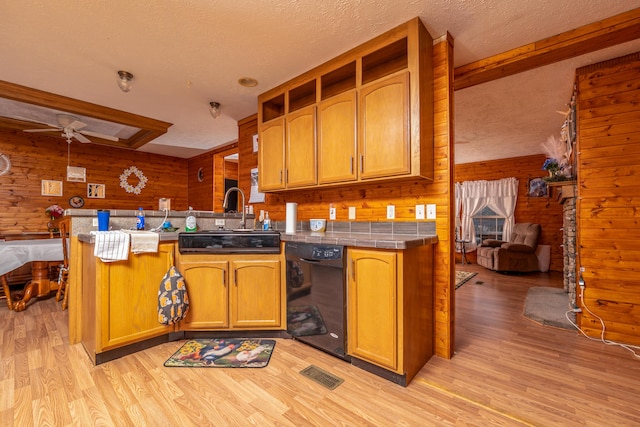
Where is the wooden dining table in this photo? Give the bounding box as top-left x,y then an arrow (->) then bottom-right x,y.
0,238 -> 65,311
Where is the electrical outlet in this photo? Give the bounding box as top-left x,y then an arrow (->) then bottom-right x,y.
329,206 -> 337,220
215,219 -> 225,226
348,206 -> 356,220
387,205 -> 395,220
426,204 -> 436,219
92,218 -> 99,226
415,204 -> 425,220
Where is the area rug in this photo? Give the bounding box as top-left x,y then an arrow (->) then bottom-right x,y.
287,305 -> 327,337
455,271 -> 477,290
164,339 -> 276,368
523,287 -> 576,330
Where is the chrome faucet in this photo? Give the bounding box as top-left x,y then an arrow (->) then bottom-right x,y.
222,187 -> 246,229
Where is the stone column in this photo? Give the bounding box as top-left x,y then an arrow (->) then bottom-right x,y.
563,196 -> 577,307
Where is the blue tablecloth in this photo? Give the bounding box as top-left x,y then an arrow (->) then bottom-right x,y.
0,239 -> 65,276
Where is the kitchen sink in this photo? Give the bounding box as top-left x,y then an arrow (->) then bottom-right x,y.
178,230 -> 280,254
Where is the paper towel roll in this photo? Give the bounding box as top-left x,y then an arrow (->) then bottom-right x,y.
286,203 -> 297,233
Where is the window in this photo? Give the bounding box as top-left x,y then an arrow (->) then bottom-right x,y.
473,206 -> 505,245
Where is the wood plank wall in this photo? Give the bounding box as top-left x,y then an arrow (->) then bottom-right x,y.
187,143 -> 239,212
235,37 -> 456,358
0,129 -> 188,233
187,151 -> 214,211
455,154 -> 565,272
576,52 -> 640,346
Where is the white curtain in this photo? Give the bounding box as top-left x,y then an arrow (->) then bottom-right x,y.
457,177 -> 519,249
485,177 -> 518,241
459,180 -> 488,250
454,182 -> 462,233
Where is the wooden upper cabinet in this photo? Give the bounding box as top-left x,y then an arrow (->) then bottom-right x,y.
257,17 -> 433,192
359,72 -> 410,180
286,105 -> 317,188
259,118 -> 285,191
318,90 -> 357,184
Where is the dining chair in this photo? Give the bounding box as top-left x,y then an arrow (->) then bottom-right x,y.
49,217 -> 71,310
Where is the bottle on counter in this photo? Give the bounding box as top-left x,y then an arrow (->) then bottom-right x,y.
185,206 -> 197,232
136,207 -> 145,230
263,211 -> 271,231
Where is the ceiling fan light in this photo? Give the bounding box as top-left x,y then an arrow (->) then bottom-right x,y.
209,101 -> 221,119
117,70 -> 134,92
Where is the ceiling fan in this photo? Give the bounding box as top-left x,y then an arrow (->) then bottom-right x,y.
23,114 -> 119,144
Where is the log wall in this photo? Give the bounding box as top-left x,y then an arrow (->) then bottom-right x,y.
454,154 -> 565,272
0,129 -> 188,233
576,52 -> 640,346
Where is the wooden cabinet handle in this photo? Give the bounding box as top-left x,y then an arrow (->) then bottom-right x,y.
222,270 -> 226,286
350,156 -> 354,174
280,170 -> 283,184
351,259 -> 355,280
360,155 -> 364,173
234,268 -> 237,286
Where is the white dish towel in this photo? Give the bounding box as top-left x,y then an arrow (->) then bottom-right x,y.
91,231 -> 130,262
126,230 -> 160,254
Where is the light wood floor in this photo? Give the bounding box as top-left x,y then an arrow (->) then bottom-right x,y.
2,265 -> 640,426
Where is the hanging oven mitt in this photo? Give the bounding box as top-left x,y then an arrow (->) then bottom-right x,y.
157,265 -> 190,325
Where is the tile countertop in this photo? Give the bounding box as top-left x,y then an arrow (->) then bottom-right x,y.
274,221 -> 438,250
279,230 -> 438,250
78,231 -> 180,243
78,221 -> 439,249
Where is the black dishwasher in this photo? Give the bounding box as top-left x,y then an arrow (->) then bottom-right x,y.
285,242 -> 349,361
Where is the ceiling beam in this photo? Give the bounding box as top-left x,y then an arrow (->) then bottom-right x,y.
0,80 -> 172,149
454,8 -> 640,90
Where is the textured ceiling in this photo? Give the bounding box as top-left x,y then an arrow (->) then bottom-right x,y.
1,1 -> 639,162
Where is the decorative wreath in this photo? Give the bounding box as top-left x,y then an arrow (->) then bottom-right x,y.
119,166 -> 148,194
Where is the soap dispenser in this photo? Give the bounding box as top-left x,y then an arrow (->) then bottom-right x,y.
185,206 -> 197,232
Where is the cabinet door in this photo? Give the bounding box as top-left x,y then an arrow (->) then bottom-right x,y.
100,243 -> 175,350
347,249 -> 398,370
230,260 -> 281,328
179,260 -> 229,329
259,118 -> 285,191
318,91 -> 357,184
286,106 -> 317,188
358,72 -> 410,180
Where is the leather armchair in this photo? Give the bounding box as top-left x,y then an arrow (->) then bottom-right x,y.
477,223 -> 541,272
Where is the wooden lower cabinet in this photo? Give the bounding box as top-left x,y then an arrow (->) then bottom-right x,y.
347,245 -> 434,383
348,249 -> 398,369
176,253 -> 285,331
177,258 -> 229,329
81,242 -> 176,363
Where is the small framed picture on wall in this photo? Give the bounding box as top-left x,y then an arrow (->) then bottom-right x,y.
528,177 -> 548,198
87,183 -> 106,198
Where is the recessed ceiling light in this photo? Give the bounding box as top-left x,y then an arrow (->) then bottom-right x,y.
238,77 -> 258,87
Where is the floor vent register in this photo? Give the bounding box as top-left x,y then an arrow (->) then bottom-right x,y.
299,365 -> 344,390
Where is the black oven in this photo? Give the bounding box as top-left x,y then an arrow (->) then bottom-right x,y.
285,242 -> 348,361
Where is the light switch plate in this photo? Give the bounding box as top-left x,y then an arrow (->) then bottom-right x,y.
415,204 -> 425,220
92,218 -> 98,226
215,219 -> 225,226
329,206 -> 337,220
387,205 -> 395,220
426,204 -> 436,219
348,206 -> 356,220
